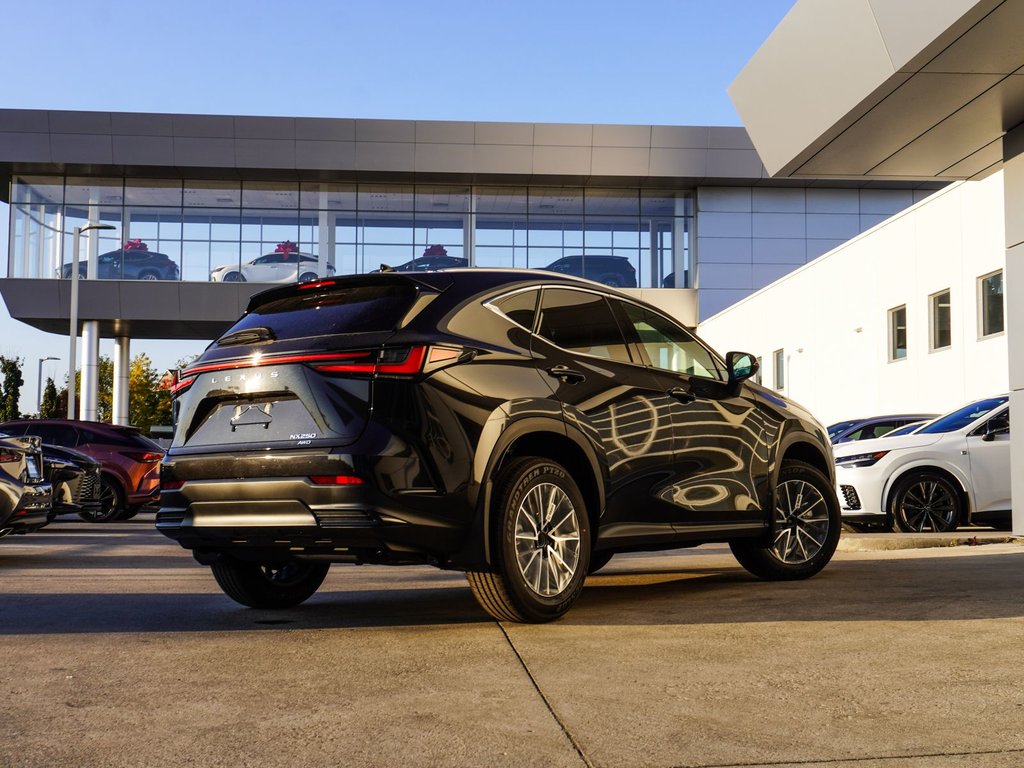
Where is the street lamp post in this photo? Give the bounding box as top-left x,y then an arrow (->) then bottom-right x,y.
67,223 -> 115,419
37,356 -> 59,413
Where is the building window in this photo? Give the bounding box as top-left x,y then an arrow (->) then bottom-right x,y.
889,305 -> 907,361
930,290 -> 951,350
979,270 -> 1004,337
773,349 -> 784,389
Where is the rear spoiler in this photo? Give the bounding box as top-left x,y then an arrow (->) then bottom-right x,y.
246,272 -> 454,314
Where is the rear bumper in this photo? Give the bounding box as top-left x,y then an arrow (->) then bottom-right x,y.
156,476 -> 470,565
5,483 -> 52,533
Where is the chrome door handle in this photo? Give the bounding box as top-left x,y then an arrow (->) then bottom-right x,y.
546,365 -> 586,384
669,387 -> 696,404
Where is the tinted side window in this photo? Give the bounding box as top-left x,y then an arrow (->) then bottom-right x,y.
25,423 -> 79,446
537,289 -> 632,363
617,301 -> 724,380
494,290 -> 539,331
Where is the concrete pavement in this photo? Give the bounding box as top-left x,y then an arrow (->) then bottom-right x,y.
1,517 -> 1022,768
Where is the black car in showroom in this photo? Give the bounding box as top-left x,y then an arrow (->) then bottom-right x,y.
61,247 -> 179,281
158,270 -> 839,622
543,255 -> 638,287
0,434 -> 51,537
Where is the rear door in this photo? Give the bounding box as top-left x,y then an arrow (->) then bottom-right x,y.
531,287 -> 682,545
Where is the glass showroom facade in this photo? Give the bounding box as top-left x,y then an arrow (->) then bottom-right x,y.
8,176 -> 692,289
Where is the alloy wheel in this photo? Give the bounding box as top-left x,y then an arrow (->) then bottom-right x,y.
513,482 -> 581,597
899,480 -> 957,532
770,479 -> 830,564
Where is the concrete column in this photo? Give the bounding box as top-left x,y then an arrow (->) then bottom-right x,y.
674,195 -> 690,289
1002,124 -> 1024,536
112,337 -> 130,426
464,187 -> 476,266
86,197 -> 100,280
79,321 -> 100,421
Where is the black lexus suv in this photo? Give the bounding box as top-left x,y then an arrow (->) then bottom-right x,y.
157,269 -> 839,622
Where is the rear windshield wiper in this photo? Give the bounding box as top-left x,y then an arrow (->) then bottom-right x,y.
217,326 -> 276,346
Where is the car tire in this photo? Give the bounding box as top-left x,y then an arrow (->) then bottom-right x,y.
138,270 -> 160,281
211,560 -> 330,609
79,476 -> 124,523
298,272 -> 318,282
598,274 -> 623,288
587,550 -> 614,575
466,457 -> 590,623
223,271 -> 246,282
730,460 -> 840,580
890,471 -> 962,533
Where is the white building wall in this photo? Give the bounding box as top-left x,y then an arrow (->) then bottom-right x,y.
697,173 -> 1007,426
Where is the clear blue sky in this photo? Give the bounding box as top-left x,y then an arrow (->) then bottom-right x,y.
1,0 -> 794,411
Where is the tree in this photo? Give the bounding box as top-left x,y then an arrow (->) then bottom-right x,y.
128,353 -> 171,434
39,377 -> 60,418
0,356 -> 24,421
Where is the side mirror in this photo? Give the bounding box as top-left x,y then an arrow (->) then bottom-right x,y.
726,351 -> 758,387
982,420 -> 1010,442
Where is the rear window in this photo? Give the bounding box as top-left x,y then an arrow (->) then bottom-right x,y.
224,283 -> 418,342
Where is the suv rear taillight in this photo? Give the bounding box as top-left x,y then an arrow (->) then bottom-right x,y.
313,345 -> 466,377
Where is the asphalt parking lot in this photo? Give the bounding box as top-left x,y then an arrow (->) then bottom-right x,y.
1,517 -> 1022,768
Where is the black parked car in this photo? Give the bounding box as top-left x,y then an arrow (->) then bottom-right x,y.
40,444 -> 102,522
543,255 -> 637,287
61,248 -> 179,281
158,270 -> 840,622
0,434 -> 51,537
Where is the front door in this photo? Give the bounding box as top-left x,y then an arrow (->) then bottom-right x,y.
966,407 -> 1011,513
610,298 -> 767,528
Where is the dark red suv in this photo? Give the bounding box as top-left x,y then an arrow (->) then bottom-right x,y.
0,420 -> 164,522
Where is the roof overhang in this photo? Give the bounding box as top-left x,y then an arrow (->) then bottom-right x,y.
730,0 -> 1024,180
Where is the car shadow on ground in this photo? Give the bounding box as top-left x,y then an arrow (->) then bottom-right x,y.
2,549 -> 1022,634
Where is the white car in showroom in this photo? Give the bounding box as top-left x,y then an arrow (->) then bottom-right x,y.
834,395 -> 1011,532
210,247 -> 333,283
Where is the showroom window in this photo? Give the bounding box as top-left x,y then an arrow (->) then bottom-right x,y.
889,305 -> 907,361
7,176 -> 693,289
930,290 -> 951,351
979,270 -> 1004,337
773,349 -> 784,390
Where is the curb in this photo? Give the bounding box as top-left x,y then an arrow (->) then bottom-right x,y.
837,533 -> 1020,552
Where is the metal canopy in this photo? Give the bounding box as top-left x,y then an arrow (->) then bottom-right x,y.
730,0 -> 1024,180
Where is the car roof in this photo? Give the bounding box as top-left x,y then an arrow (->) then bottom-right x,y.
248,267 -> 637,313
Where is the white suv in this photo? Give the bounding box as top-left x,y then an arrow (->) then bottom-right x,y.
834,395 -> 1011,532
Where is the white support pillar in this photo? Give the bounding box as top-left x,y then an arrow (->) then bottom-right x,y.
79,321 -> 100,421
464,186 -> 476,266
1003,124 -> 1024,536
112,337 -> 130,426
86,197 -> 100,279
